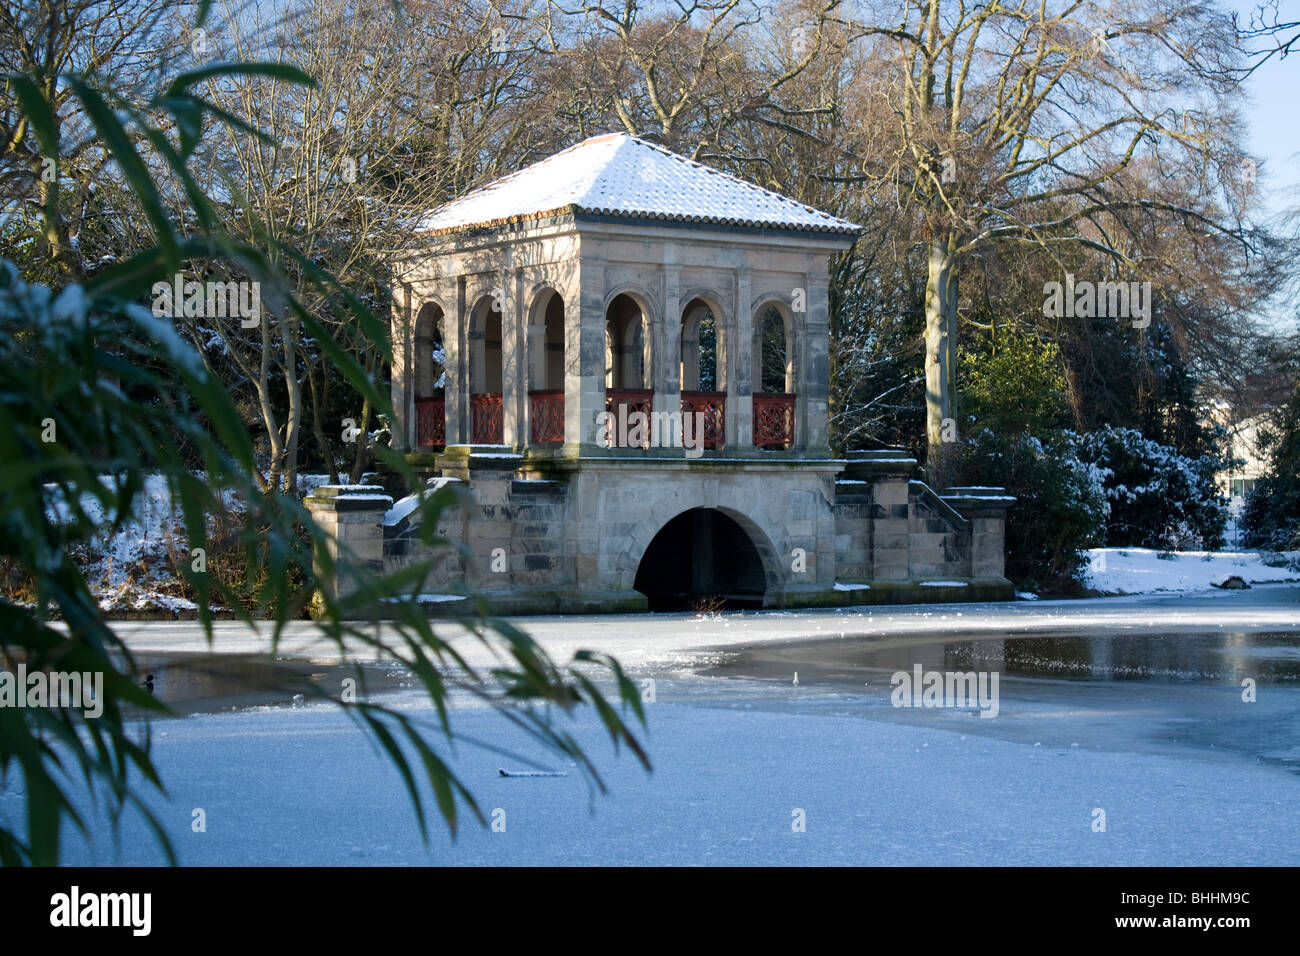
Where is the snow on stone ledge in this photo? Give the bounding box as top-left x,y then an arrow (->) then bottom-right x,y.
384,476 -> 463,526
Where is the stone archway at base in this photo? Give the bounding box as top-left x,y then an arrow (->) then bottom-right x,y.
633,508 -> 767,610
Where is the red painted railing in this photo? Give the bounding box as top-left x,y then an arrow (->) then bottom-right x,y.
414,395 -> 445,448
604,388 -> 653,448
605,388 -> 653,418
471,392 -> 504,444
753,393 -> 796,449
529,389 -> 565,444
680,390 -> 726,450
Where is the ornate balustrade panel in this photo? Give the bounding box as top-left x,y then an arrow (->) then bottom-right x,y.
529,390 -> 565,444
414,396 -> 445,448
680,391 -> 726,450
471,392 -> 504,444
603,388 -> 654,449
752,393 -> 796,449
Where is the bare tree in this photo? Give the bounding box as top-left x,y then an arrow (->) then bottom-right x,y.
834,0 -> 1255,479
0,0 -> 187,282
542,0 -> 843,157
183,0 -> 545,491
1233,0 -> 1300,76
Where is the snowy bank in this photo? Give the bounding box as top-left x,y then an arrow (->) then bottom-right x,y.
1084,547 -> 1299,595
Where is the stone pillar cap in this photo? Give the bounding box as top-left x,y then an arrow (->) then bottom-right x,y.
307,484 -> 388,498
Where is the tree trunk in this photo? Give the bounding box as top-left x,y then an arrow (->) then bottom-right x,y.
347,397 -> 372,485
347,348 -> 379,484
305,356 -> 339,484
924,235 -> 958,484
281,321 -> 302,496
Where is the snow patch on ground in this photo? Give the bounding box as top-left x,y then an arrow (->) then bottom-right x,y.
378,593 -> 464,604
1084,547 -> 1300,594
41,472 -> 376,610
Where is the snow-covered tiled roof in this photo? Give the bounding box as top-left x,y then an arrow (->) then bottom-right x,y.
417,133 -> 860,237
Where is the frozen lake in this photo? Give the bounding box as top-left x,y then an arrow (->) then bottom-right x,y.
13,585 -> 1300,865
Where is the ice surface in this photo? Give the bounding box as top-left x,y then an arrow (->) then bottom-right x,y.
42,689 -> 1300,866
35,589 -> 1299,865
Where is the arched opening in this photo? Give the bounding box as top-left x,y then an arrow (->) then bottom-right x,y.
413,302 -> 445,447
753,303 -> 796,449
756,304 -> 792,392
470,294 -> 504,444
680,297 -> 725,449
634,508 -> 767,610
605,293 -> 651,447
605,293 -> 647,388
680,298 -> 719,391
529,289 -> 565,444
414,302 -> 445,395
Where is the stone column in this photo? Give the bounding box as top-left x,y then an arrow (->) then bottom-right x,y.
446,277 -> 468,444
658,262 -> 682,428
943,487 -> 1015,581
304,485 -> 392,607
842,451 -> 917,583
802,272 -> 832,455
501,268 -> 524,447
390,281 -> 412,450
734,267 -> 753,448
566,252 -> 608,452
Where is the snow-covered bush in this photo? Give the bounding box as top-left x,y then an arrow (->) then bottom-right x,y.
1074,426 -> 1227,551
953,429 -> 1109,592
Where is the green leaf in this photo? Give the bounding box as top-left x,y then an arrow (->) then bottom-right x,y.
166,62 -> 316,96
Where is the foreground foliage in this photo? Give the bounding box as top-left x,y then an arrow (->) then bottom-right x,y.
0,26 -> 647,866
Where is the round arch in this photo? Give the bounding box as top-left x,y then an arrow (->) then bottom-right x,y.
468,292 -> 503,394
527,287 -> 566,392
467,292 -> 504,444
751,296 -> 796,394
526,287 -> 566,444
604,289 -> 654,390
413,300 -> 445,398
680,293 -> 726,392
629,505 -> 780,610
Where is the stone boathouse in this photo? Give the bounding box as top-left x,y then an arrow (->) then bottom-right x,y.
307,133 -> 1013,613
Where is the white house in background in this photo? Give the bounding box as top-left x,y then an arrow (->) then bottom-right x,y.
1211,405 -> 1272,546
308,134 -> 1014,613
1221,416 -> 1270,497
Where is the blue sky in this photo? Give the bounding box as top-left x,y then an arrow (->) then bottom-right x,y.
1229,1 -> 1299,333
1231,1 -> 1300,210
